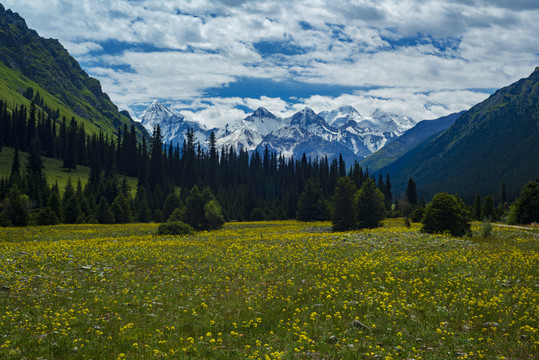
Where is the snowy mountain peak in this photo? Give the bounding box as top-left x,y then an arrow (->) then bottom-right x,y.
248,107 -> 277,119
290,107 -> 324,127
319,105 -> 363,127
140,100 -> 185,133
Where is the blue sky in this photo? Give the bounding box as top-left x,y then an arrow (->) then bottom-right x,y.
4,0 -> 539,127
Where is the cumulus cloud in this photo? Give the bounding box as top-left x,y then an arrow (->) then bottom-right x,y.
3,0 -> 538,126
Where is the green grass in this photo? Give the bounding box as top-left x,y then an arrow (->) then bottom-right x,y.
0,221 -> 536,359
0,147 -> 138,191
0,62 -> 103,135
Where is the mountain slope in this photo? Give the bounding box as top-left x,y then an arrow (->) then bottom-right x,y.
385,67 -> 539,201
0,4 -> 146,136
361,111 -> 464,172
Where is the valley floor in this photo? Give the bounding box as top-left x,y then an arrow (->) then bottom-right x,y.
0,221 -> 537,359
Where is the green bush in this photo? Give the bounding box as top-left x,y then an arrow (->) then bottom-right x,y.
480,218 -> 493,237
156,221 -> 194,236
410,207 -> 424,222
421,193 -> 471,237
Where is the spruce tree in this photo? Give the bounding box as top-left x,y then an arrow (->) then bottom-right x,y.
134,186 -> 152,223
482,195 -> 494,220
111,193 -> 133,223
355,178 -> 385,229
204,198 -> 225,230
96,197 -> 114,224
472,194 -> 482,220
10,145 -> 21,184
405,177 -> 417,206
148,125 -> 164,188
331,177 -> 357,231
421,193 -> 471,237
296,177 -> 327,221
162,192 -> 181,221
183,185 -> 207,230
500,180 -> 507,207
63,118 -> 77,171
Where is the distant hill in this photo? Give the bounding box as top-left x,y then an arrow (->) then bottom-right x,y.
383,67 -> 539,202
0,4 -> 146,137
360,111 -> 464,172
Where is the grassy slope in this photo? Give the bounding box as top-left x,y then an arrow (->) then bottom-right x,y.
0,147 -> 138,191
0,61 -> 103,135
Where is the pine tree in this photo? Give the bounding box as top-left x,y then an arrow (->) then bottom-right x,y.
111,193 -> 133,223
405,177 -> 417,206
162,192 -> 181,221
355,179 -> 385,229
482,195 -> 494,220
149,125 -> 164,188
183,185 -> 207,230
134,186 -> 152,222
10,145 -> 21,184
500,180 -> 507,207
473,194 -> 482,220
63,118 -> 77,171
331,177 -> 357,231
385,174 -> 392,209
296,178 -> 327,221
96,196 -> 114,224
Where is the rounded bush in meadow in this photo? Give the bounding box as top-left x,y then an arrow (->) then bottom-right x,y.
156,221 -> 194,236
421,192 -> 471,237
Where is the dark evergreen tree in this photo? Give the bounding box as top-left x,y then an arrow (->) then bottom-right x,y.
385,173 -> 392,209
296,177 -> 327,221
500,180 -> 507,207
96,197 -> 114,224
48,183 -> 62,220
26,101 -> 37,148
62,179 -> 80,224
482,195 -> 494,220
134,186 -> 152,223
162,192 -> 181,221
10,145 -> 21,184
405,177 -> 417,206
111,193 -> 133,223
149,125 -> 164,188
63,118 -> 77,170
331,177 -> 357,231
509,181 -> 539,224
183,185 -> 207,230
472,194 -> 482,220
355,178 -> 385,229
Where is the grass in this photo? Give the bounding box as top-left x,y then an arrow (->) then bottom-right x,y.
0,221 -> 537,359
0,147 -> 138,192
0,62 -> 103,135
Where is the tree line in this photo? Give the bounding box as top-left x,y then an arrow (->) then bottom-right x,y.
1,98 -> 537,231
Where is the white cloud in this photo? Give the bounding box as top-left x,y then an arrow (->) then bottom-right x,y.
2,0 -> 538,127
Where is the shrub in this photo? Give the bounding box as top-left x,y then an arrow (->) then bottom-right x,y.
156,221 -> 194,236
204,199 -> 225,230
421,192 -> 471,237
410,207 -> 424,222
167,208 -> 185,222
480,218 -> 493,237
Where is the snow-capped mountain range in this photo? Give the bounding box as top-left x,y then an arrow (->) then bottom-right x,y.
138,101 -> 417,163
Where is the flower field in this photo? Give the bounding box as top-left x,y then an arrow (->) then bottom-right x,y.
0,221 -> 537,359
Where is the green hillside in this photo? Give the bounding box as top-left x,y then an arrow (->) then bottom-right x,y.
385,67 -> 539,202
0,4 -> 147,138
361,112 -> 463,172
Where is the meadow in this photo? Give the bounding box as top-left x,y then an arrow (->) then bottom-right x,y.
0,221 -> 537,359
